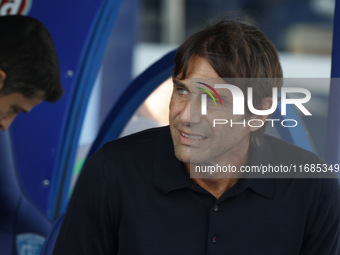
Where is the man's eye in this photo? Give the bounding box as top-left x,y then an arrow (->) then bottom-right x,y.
175,87 -> 189,96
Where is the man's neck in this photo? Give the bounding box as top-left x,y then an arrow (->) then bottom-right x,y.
184,147 -> 249,199
192,177 -> 239,199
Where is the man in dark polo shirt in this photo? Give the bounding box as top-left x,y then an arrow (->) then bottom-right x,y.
53,20 -> 340,254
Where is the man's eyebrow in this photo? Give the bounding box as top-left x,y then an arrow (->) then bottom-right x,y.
172,78 -> 188,88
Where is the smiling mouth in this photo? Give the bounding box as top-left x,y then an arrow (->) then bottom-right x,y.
180,131 -> 206,141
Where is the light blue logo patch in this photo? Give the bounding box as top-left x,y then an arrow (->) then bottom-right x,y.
16,233 -> 45,255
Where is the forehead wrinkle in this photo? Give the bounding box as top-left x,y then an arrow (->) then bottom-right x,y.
184,56 -> 220,79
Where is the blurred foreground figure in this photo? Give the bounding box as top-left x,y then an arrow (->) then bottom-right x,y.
0,14 -> 63,255
0,15 -> 63,131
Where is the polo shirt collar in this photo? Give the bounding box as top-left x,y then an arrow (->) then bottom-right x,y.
245,136 -> 275,199
153,127 -> 274,199
153,127 -> 190,194
247,179 -> 275,199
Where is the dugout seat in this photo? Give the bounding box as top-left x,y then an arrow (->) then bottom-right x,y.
0,131 -> 51,255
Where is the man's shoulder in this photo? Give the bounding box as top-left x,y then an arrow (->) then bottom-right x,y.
262,134 -> 314,153
101,126 -> 171,156
83,126 -> 172,181
260,135 -> 322,164
255,136 -> 339,201
254,135 -> 338,178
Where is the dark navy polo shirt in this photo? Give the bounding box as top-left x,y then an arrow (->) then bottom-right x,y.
53,126 -> 340,255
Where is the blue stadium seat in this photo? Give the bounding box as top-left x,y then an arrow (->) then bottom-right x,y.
0,131 -> 51,255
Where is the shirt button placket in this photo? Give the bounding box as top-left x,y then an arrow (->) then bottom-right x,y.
207,203 -> 220,253
212,204 -> 219,212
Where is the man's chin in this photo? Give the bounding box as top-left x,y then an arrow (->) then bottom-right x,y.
174,148 -> 190,164
173,147 -> 209,165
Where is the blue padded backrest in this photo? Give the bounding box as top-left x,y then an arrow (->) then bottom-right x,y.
0,131 -> 51,255
326,0 -> 340,164
46,0 -> 124,220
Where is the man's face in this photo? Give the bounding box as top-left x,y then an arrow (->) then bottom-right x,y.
0,92 -> 44,131
169,56 -> 254,168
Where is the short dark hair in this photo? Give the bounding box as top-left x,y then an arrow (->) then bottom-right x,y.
173,19 -> 283,144
0,15 -> 63,101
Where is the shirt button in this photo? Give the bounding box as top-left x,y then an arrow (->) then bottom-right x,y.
212,204 -> 219,212
211,236 -> 217,244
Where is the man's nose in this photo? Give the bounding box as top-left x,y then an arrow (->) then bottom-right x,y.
0,115 -> 16,131
179,96 -> 202,125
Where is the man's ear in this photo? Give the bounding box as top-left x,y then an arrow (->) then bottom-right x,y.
249,97 -> 273,132
0,69 -> 6,91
